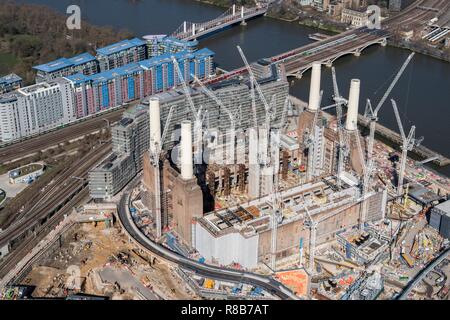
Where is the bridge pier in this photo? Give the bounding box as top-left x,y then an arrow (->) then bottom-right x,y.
241,20 -> 247,26
381,38 -> 387,47
353,50 -> 361,57
325,60 -> 333,68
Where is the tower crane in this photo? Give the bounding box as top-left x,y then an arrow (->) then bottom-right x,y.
331,66 -> 348,189
237,46 -> 278,170
303,205 -> 317,273
150,105 -> 175,239
391,99 -> 423,197
249,77 -> 258,128
172,57 -> 199,122
365,53 -> 415,169
269,129 -> 282,271
353,128 -> 374,231
192,75 -> 237,164
236,46 -> 270,116
172,58 -> 203,163
304,90 -> 327,182
276,96 -> 291,133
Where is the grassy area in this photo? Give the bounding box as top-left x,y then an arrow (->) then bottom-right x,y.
0,51 -> 19,74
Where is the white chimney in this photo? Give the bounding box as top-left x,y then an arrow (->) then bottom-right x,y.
180,120 -> 194,180
149,97 -> 161,154
345,79 -> 360,131
308,63 -> 321,111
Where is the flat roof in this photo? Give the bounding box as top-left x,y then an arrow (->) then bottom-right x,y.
33,53 -> 96,73
18,82 -> 57,95
195,47 -> 215,58
0,73 -> 22,85
66,48 -> 215,85
70,52 -> 96,66
434,199 -> 450,215
161,36 -> 198,47
89,63 -> 143,84
409,184 -> 442,205
0,92 -> 18,103
139,50 -> 193,68
96,38 -> 146,56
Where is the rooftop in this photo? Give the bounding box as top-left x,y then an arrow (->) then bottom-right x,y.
408,183 -> 443,205
434,199 -> 450,215
18,82 -> 57,95
33,53 -> 96,73
66,48 -> 215,85
0,92 -> 18,104
96,38 -> 146,56
0,73 -> 22,86
198,177 -> 359,239
160,36 -> 198,47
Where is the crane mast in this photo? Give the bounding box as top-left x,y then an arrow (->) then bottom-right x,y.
172,57 -> 204,164
353,128 -> 372,231
150,105 -> 174,239
193,75 -> 237,164
391,99 -> 422,197
331,67 -> 348,188
303,205 -> 317,273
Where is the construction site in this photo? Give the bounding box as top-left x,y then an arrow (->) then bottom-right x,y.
123,47 -> 450,300
3,47 -> 449,301
0,205 -> 198,300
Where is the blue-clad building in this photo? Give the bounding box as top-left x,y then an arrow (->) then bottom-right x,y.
67,49 -> 215,118
144,35 -> 198,57
0,73 -> 22,94
33,53 -> 98,83
96,38 -> 148,72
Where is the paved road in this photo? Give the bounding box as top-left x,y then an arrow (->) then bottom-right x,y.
117,190 -> 299,300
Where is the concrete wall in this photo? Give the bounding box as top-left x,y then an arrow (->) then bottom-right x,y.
195,224 -> 259,269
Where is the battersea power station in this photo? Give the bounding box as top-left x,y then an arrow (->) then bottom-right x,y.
91,60 -> 387,271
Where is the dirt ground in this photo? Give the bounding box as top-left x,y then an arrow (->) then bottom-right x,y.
22,222 -> 199,300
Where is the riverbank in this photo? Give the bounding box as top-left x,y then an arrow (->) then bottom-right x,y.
193,0 -> 450,63
387,39 -> 450,63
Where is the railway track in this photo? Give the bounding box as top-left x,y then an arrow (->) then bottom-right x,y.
0,188 -> 88,280
0,109 -> 122,164
0,143 -> 111,249
283,30 -> 386,74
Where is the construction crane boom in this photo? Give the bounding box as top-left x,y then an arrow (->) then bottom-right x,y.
236,46 -> 270,113
192,75 -> 235,128
279,97 -> 290,131
391,99 -> 422,197
172,58 -> 199,122
193,75 -> 236,164
367,53 -> 415,165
